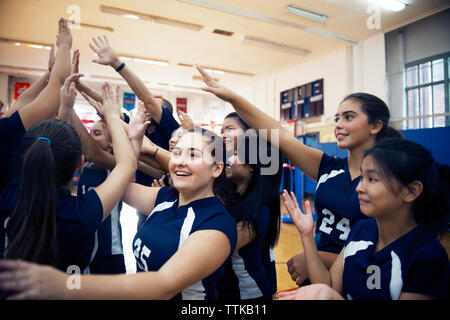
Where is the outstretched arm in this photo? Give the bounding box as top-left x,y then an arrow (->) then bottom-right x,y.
197,65 -> 323,181
92,83 -> 137,220
4,44 -> 55,117
0,229 -> 231,300
18,18 -> 72,130
282,190 -> 342,288
89,35 -> 163,123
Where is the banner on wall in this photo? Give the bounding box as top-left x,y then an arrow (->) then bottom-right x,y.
176,97 -> 187,114
123,92 -> 136,111
14,82 -> 30,99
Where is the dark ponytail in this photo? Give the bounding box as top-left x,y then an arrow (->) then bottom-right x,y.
364,138 -> 450,236
342,93 -> 402,142
5,119 -> 82,267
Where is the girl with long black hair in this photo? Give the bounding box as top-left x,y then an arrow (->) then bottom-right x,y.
279,138 -> 449,300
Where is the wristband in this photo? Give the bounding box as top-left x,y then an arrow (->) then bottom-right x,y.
115,62 -> 125,72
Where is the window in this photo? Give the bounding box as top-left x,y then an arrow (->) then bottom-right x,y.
405,53 -> 449,129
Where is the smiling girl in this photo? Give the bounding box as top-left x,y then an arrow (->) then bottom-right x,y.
0,128 -> 237,300
196,65 -> 402,286
279,138 -> 450,300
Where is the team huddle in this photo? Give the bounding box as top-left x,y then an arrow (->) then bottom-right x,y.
0,18 -> 448,300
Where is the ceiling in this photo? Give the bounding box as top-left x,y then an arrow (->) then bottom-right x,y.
0,0 -> 449,92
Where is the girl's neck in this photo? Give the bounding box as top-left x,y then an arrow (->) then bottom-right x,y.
375,206 -> 417,252
347,140 -> 375,180
179,187 -> 215,207
236,179 -> 250,196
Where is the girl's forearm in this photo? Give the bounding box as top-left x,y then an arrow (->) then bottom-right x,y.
302,234 -> 332,286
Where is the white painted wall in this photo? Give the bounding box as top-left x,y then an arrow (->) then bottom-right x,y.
242,32 -> 388,128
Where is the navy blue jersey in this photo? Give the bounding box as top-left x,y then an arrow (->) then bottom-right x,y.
54,189 -> 103,272
77,162 -> 124,273
1,186 -> 103,272
314,153 -> 368,253
135,107 -> 179,186
133,187 -> 237,300
0,112 -> 25,258
0,112 -> 25,191
217,206 -> 274,299
343,219 -> 450,300
262,246 -> 277,296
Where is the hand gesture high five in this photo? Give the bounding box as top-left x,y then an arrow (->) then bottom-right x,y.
128,100 -> 150,142
89,35 -> 121,69
60,73 -> 84,109
98,82 -> 120,120
196,65 -> 235,103
55,18 -> 72,49
282,190 -> 315,237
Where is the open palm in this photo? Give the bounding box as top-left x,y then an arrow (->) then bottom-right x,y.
282,190 -> 314,236
89,36 -> 119,67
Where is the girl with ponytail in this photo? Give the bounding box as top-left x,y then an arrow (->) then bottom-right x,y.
2,81 -> 144,273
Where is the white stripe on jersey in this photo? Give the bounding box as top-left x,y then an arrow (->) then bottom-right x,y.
231,253 -> 263,299
269,246 -> 275,262
316,169 -> 345,191
179,207 -> 206,300
146,200 -> 177,221
343,240 -> 373,267
110,202 -> 123,255
389,250 -> 403,300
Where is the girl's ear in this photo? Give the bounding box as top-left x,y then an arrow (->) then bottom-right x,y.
369,119 -> 383,136
212,162 -> 224,179
76,155 -> 85,170
404,180 -> 423,203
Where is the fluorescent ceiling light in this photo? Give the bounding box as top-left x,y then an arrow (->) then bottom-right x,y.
368,0 -> 407,12
242,35 -> 311,56
122,14 -> 140,20
204,68 -> 225,75
101,5 -> 203,31
286,5 -> 328,24
118,55 -> 169,66
175,0 -> 358,44
0,38 -> 52,50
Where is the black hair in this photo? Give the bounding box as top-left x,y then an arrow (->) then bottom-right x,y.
159,98 -> 174,114
364,138 -> 450,236
224,114 -> 282,248
342,93 -> 402,142
5,119 -> 82,267
224,112 -> 250,131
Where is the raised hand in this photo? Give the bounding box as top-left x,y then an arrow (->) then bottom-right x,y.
128,100 -> 150,142
55,18 -> 72,49
151,178 -> 166,188
196,65 -> 235,103
72,49 -> 80,74
60,73 -> 84,109
48,44 -> 55,71
178,110 -> 195,130
282,190 -> 314,237
98,82 -> 120,119
89,35 -> 121,69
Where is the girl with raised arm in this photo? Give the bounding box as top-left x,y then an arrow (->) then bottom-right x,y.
196,65 -> 402,286
0,126 -> 237,300
1,82 -> 140,275
279,138 -> 449,300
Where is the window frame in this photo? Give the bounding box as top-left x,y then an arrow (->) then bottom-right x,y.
404,52 -> 449,129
